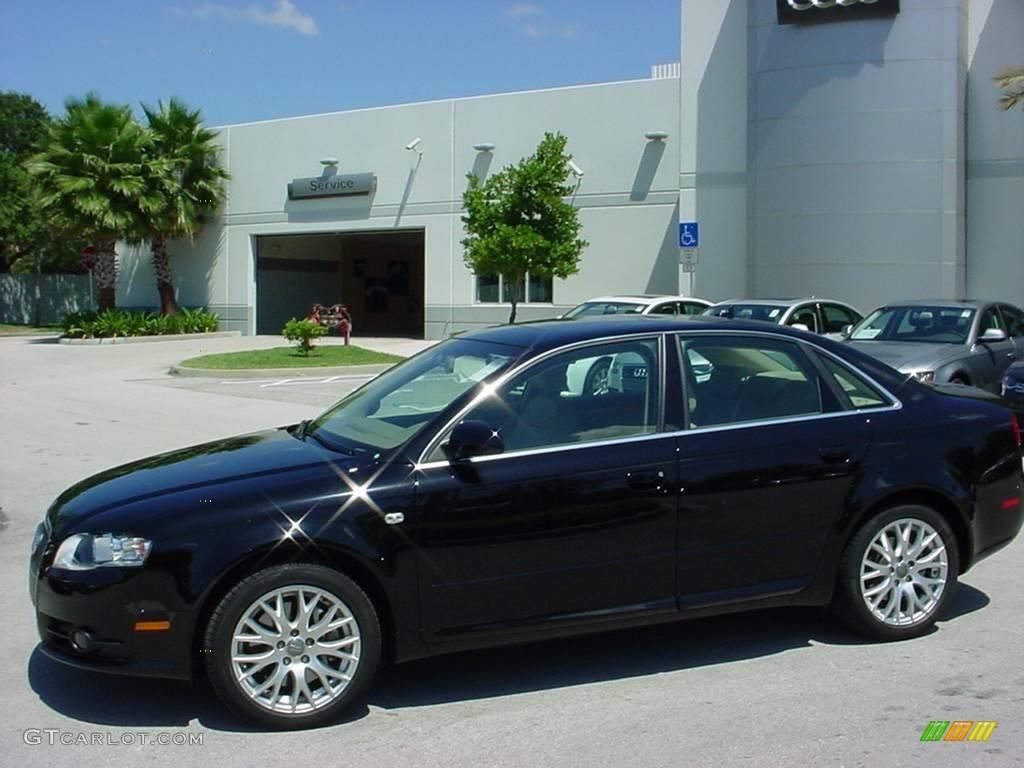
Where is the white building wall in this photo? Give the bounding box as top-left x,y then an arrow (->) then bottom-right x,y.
746,0 -> 967,311
120,78 -> 683,338
965,0 -> 1024,302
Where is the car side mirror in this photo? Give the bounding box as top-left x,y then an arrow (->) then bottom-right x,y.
790,323 -> 810,332
979,327 -> 1008,343
443,420 -> 504,463
840,324 -> 853,339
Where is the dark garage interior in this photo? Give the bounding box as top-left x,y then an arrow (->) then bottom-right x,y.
255,230 -> 425,337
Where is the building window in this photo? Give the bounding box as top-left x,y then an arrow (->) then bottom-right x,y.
475,274 -> 553,304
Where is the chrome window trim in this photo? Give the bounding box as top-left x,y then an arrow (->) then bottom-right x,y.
415,327 -> 903,470
417,330 -> 666,465
414,399 -> 899,472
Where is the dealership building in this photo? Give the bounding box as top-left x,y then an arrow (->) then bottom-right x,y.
118,0 -> 1023,338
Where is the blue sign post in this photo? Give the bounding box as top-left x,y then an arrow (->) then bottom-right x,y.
679,222 -> 699,249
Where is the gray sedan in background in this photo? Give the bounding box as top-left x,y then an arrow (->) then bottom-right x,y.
845,299 -> 1024,392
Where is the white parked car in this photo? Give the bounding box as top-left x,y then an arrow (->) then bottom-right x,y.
562,294 -> 712,320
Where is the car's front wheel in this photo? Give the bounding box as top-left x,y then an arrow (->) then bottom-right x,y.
204,563 -> 381,729
834,505 -> 959,641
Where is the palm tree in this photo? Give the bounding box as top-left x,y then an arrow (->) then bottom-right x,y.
142,98 -> 228,315
28,93 -> 166,310
994,66 -> 1024,111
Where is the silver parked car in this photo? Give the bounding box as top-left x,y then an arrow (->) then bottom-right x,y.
845,300 -> 1024,391
702,298 -> 863,338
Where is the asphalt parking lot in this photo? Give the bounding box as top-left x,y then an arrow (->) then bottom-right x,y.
1,332 -> 1022,767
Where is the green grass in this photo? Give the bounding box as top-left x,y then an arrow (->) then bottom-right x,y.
0,322 -> 61,335
179,345 -> 404,370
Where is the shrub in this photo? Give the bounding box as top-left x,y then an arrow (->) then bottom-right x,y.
60,308 -> 221,338
282,317 -> 327,355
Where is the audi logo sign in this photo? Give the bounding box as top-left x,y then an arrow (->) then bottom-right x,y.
776,0 -> 899,25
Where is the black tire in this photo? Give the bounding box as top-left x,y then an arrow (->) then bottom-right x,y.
204,563 -> 381,729
583,357 -> 612,397
949,373 -> 970,386
833,504 -> 959,641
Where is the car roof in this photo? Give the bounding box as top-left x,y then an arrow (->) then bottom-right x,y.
578,295 -> 710,305
711,297 -> 848,308
460,314 -> 817,352
875,299 -> 994,309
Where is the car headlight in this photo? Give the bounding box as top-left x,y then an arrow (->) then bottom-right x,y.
52,533 -> 152,571
908,371 -> 935,383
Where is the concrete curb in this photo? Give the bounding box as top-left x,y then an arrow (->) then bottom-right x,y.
168,363 -> 395,379
59,331 -> 241,345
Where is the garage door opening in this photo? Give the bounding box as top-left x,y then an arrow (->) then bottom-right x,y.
255,230 -> 424,337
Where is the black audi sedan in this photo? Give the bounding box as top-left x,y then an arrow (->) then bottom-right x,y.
30,317 -> 1024,729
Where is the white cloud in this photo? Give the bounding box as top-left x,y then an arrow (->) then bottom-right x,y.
505,3 -> 543,17
176,1 -> 319,36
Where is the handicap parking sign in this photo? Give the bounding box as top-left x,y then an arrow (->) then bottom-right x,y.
679,222 -> 699,249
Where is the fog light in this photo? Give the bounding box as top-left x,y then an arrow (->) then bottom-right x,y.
69,629 -> 96,654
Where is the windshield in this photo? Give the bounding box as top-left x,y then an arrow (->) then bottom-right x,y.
703,304 -> 787,323
309,338 -> 523,452
562,301 -> 646,319
850,306 -> 975,344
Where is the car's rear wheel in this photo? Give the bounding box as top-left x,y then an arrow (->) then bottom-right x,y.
949,373 -> 970,385
584,356 -> 612,396
834,505 -> 958,641
204,564 -> 380,729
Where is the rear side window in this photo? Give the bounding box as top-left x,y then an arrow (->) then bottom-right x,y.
680,337 -> 825,428
819,356 -> 890,409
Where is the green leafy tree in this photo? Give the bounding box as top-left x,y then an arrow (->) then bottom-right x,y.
28,93 -> 167,310
461,131 -> 587,323
283,317 -> 327,355
0,92 -> 83,274
994,66 -> 1024,111
141,98 -> 229,315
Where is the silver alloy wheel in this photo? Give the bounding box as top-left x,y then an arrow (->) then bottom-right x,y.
230,585 -> 361,715
859,518 -> 949,626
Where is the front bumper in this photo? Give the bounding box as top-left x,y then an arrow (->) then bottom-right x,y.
30,551 -> 194,681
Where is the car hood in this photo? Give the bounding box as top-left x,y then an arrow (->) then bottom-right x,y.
47,427 -> 369,531
846,340 -> 964,371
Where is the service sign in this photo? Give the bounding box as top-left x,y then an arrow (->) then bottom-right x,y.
288,172 -> 376,200
777,0 -> 899,25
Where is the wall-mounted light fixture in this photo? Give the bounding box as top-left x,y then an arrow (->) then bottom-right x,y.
319,157 -> 339,166
473,142 -> 495,152
644,130 -> 670,141
568,159 -> 585,179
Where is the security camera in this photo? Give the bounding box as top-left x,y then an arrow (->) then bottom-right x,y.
568,159 -> 584,178
405,137 -> 422,151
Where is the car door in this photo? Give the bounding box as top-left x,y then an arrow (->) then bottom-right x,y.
409,336 -> 679,640
674,333 -> 872,607
970,305 -> 1016,390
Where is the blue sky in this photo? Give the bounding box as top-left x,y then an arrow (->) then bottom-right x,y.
1,1 -> 680,127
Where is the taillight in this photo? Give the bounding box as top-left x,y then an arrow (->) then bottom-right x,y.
1011,415 -> 1021,448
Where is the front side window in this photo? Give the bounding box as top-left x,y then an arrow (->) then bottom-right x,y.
475,273 -> 553,305
1000,305 -> 1024,338
681,337 -> 824,428
440,338 -> 661,455
311,338 -> 522,451
787,306 -> 819,333
980,307 -> 1006,335
822,304 -> 861,333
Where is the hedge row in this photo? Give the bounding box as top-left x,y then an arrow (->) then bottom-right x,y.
61,308 -> 220,338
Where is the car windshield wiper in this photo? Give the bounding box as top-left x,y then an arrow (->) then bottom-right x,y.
304,425 -> 363,455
